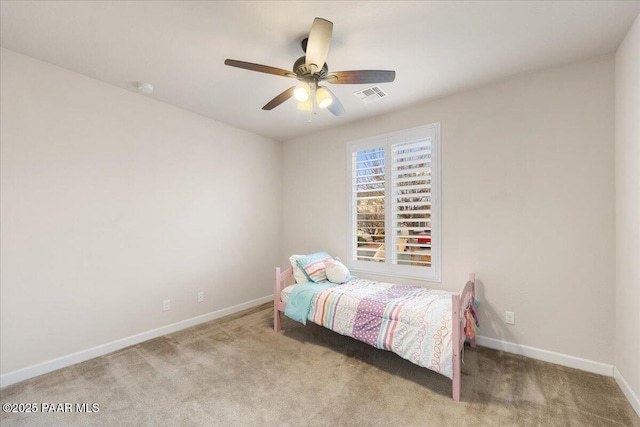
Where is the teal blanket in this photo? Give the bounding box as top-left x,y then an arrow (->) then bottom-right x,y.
284,281 -> 336,324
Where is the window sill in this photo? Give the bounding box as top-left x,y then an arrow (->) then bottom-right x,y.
349,268 -> 441,284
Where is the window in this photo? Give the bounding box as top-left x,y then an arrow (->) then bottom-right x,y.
347,123 -> 441,281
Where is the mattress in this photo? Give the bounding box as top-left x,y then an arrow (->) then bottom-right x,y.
280,278 -> 455,378
280,284 -> 296,304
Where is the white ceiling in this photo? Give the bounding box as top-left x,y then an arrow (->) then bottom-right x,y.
1,1 -> 638,141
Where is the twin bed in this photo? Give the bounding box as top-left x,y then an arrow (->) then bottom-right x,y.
273,264 -> 477,401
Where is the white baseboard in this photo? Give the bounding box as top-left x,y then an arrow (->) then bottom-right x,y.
0,295 -> 274,388
614,367 -> 640,418
475,336 -> 614,377
476,336 -> 640,414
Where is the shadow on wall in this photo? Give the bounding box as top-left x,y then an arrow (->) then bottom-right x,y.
474,279 -> 517,345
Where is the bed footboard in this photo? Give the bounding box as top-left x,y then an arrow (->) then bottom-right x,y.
451,273 -> 476,401
274,267 -> 293,332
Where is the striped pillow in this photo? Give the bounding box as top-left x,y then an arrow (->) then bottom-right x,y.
296,251 -> 332,283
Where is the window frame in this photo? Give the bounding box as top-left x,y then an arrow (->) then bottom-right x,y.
346,123 -> 441,282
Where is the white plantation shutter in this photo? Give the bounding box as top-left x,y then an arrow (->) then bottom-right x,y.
391,138 -> 433,267
348,123 -> 440,281
351,146 -> 386,263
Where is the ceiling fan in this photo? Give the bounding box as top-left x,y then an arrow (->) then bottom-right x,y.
224,18 -> 396,116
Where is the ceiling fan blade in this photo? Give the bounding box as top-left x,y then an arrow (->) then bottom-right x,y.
326,70 -> 396,84
224,59 -> 295,78
262,86 -> 296,110
305,18 -> 333,72
324,87 -> 345,116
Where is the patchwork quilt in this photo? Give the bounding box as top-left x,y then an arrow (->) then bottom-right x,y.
284,279 -> 455,379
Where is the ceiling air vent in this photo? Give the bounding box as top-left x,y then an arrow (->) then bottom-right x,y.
353,85 -> 388,104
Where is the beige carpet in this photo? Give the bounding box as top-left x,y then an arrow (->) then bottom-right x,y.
1,303 -> 638,427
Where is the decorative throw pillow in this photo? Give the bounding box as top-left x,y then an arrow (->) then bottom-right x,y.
296,251 -> 332,283
325,259 -> 351,284
289,255 -> 311,284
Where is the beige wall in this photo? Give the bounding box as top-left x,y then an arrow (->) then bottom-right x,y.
615,14 -> 640,405
282,55 -> 616,364
0,48 -> 282,374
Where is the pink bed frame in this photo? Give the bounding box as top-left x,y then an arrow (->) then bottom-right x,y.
273,268 -> 476,401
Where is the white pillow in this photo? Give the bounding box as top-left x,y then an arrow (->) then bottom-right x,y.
325,260 -> 350,284
289,255 -> 310,284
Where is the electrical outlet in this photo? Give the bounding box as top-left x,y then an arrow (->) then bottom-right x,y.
505,311 -> 515,325
197,292 -> 204,303
163,299 -> 171,311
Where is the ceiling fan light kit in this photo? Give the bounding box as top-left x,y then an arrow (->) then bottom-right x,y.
294,82 -> 311,102
297,98 -> 313,112
315,86 -> 333,108
224,17 -> 396,117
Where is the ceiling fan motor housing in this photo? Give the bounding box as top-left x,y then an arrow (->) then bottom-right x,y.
293,56 -> 328,82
